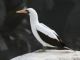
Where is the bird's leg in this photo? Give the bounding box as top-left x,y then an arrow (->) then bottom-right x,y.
35,46 -> 47,52
42,46 -> 47,51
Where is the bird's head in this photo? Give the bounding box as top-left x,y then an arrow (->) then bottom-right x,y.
16,8 -> 39,23
16,8 -> 37,16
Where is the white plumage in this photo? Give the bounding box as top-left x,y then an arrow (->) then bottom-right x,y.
36,23 -> 58,40
16,8 -> 64,47
27,8 -> 61,47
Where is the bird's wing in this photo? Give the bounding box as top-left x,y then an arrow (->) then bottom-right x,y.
36,23 -> 59,40
40,23 -> 58,36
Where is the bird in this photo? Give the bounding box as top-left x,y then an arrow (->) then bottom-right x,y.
16,8 -> 66,51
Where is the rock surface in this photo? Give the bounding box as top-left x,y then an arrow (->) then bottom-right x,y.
11,49 -> 80,60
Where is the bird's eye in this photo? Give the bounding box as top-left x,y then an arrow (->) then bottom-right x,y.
26,10 -> 29,14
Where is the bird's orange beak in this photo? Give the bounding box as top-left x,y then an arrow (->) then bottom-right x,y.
16,7 -> 29,14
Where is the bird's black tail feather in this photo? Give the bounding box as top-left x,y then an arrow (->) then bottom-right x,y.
57,36 -> 68,49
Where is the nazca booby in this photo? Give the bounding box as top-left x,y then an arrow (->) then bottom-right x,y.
16,8 -> 65,50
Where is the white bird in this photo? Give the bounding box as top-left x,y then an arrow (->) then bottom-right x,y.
16,8 -> 65,50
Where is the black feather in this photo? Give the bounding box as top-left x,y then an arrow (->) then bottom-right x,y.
37,30 -> 65,48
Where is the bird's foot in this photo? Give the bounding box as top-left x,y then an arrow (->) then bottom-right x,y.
35,46 -> 59,53
44,46 -> 59,50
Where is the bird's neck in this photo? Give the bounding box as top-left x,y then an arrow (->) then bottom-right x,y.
29,13 -> 39,24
